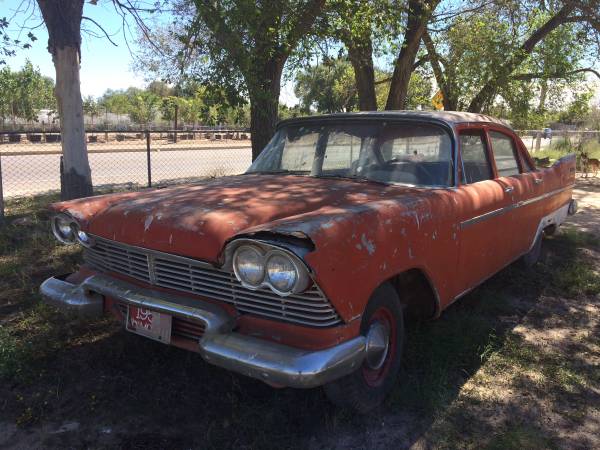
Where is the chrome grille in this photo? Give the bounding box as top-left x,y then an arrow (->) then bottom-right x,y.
84,235 -> 341,327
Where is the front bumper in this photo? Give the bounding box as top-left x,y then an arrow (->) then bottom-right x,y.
40,274 -> 366,388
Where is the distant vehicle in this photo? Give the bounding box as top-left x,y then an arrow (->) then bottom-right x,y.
41,111 -> 577,411
543,127 -> 552,139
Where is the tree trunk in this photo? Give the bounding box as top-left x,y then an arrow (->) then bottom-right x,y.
467,3 -> 575,113
347,41 -> 377,111
53,46 -> 92,199
422,30 -> 458,110
248,60 -> 284,161
385,0 -> 437,110
38,0 -> 92,199
534,81 -> 547,153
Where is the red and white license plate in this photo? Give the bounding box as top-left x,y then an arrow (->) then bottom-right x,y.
126,306 -> 172,344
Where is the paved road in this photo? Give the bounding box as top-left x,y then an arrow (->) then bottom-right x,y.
1,147 -> 253,198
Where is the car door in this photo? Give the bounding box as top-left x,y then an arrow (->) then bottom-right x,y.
487,129 -> 541,258
454,127 -> 516,297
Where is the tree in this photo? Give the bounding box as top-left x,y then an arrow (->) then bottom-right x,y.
99,89 -> 130,122
189,0 -> 327,160
0,16 -> 37,65
325,0 -> 395,110
294,56 -> 433,113
82,96 -> 100,128
385,0 -> 440,110
321,0 -> 440,111
423,0 -> 600,116
37,0 -> 92,199
128,91 -> 159,126
295,58 -> 358,112
0,61 -> 55,124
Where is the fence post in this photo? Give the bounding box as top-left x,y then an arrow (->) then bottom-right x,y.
146,130 -> 152,187
0,152 -> 4,225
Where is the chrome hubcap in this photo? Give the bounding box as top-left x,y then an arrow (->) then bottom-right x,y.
365,321 -> 390,370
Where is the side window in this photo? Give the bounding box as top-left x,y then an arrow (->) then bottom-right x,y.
489,131 -> 521,177
460,131 -> 493,184
520,147 -> 535,172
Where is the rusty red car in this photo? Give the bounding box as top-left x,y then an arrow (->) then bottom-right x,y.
41,111 -> 577,411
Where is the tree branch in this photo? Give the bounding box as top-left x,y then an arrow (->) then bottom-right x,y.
512,67 -> 600,80
82,16 -> 118,46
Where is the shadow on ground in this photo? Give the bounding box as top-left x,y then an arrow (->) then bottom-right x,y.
2,233 -> 588,450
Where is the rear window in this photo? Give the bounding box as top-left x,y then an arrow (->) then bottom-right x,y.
489,131 -> 521,177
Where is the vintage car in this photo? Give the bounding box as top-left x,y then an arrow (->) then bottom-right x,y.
41,111 -> 577,411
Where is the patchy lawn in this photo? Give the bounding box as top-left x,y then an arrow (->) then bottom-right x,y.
0,181 -> 599,449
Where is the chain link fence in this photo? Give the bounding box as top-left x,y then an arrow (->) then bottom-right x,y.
0,130 -> 252,221
1,128 -> 599,222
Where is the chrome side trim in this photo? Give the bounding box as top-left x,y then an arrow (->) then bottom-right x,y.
460,184 -> 573,230
40,273 -> 369,388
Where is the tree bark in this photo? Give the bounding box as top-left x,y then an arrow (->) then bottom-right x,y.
422,30 -> 458,110
347,40 -> 377,111
38,0 -> 92,199
247,59 -> 284,161
467,3 -> 575,113
534,81 -> 547,153
385,0 -> 437,110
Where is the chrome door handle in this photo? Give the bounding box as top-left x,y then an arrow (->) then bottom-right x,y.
504,186 -> 514,193
534,178 -> 543,184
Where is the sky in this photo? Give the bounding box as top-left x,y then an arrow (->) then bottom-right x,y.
2,0 -> 151,97
1,0 -> 300,104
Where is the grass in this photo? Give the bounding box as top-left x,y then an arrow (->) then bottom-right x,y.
0,192 -> 598,448
532,137 -> 600,166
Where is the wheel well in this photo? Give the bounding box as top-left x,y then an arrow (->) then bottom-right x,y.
388,269 -> 438,320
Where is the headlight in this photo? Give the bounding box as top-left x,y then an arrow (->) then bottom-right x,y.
266,252 -> 298,293
76,229 -> 95,247
231,242 -> 311,295
233,245 -> 265,287
51,214 -> 78,244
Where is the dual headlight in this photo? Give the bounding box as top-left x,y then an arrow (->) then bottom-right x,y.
51,214 -> 94,247
232,244 -> 310,296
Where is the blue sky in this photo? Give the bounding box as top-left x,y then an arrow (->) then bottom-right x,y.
1,0 -> 299,104
3,0 -> 153,97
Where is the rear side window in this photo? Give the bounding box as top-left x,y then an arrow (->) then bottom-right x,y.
489,131 -> 520,177
460,131 -> 493,184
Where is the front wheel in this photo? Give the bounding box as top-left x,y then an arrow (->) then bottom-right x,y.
323,283 -> 404,412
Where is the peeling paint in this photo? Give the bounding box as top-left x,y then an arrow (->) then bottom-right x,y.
144,215 -> 154,231
360,234 -> 375,255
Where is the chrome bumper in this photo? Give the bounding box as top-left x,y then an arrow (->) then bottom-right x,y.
40,274 -> 366,388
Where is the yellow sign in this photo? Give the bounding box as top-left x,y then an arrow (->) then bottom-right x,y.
431,90 -> 444,110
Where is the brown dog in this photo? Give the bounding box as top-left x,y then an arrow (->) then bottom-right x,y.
587,158 -> 600,177
581,152 -> 600,177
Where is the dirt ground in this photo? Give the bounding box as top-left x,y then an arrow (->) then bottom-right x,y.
571,176 -> 600,235
0,178 -> 598,450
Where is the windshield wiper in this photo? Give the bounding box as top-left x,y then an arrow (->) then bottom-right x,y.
314,174 -> 390,186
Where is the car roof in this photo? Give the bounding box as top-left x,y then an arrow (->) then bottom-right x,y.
278,110 -> 513,130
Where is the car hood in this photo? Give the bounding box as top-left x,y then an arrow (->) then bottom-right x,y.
52,174 -> 428,262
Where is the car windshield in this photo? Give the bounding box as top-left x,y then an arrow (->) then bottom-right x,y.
247,121 -> 454,187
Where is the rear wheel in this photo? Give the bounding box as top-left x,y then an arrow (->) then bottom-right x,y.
323,283 -> 404,412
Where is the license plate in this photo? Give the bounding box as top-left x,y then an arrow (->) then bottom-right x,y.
126,306 -> 172,344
